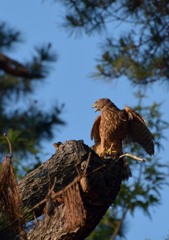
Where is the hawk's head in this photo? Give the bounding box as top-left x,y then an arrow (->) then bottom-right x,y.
92,98 -> 116,112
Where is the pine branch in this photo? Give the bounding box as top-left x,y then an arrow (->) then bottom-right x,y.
0,53 -> 43,78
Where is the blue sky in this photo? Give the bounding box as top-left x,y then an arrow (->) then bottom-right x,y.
1,1 -> 169,239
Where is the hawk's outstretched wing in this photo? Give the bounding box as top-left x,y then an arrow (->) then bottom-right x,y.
90,115 -> 101,144
124,106 -> 154,155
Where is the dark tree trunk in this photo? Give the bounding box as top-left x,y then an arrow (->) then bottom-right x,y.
1,140 -> 131,240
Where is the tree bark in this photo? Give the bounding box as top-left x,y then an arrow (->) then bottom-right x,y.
2,140 -> 131,240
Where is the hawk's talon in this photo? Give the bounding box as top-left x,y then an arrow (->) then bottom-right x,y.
106,143 -> 117,156
107,149 -> 117,155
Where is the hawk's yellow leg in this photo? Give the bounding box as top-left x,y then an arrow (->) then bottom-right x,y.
107,144 -> 117,155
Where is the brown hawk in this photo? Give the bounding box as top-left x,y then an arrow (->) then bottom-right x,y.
91,98 -> 154,157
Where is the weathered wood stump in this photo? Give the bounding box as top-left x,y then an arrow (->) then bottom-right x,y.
1,140 -> 131,240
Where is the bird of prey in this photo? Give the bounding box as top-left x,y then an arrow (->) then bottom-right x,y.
91,98 -> 154,158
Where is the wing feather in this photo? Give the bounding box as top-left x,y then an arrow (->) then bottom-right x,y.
90,115 -> 101,144
124,106 -> 154,155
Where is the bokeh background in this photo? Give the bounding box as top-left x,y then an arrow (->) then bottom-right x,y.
1,1 -> 169,239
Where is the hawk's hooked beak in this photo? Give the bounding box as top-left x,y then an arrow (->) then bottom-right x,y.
92,102 -> 98,112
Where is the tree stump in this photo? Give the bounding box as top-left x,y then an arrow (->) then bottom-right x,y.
1,140 -> 131,240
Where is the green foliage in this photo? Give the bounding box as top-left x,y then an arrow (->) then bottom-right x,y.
58,0 -> 169,85
0,22 -> 64,177
87,208 -> 127,240
25,43 -> 57,80
0,22 -> 21,51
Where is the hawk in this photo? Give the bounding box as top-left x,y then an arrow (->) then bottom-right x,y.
91,98 -> 154,157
